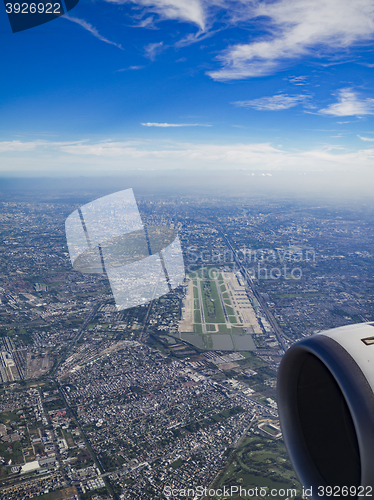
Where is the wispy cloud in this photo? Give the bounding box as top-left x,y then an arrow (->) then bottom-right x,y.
207,0 -> 374,80
144,41 -> 165,60
0,140 -> 39,152
0,140 -> 86,152
96,0 -> 374,75
64,15 -> 124,50
116,66 -> 145,72
233,93 -> 309,111
288,76 -> 308,85
319,89 -> 374,116
141,122 -> 211,127
104,0 -> 206,30
358,135 -> 374,141
137,16 -> 156,28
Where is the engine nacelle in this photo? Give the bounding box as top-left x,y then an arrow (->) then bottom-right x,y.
277,323 -> 374,496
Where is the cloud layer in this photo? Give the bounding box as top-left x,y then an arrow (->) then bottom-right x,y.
2,138 -> 374,174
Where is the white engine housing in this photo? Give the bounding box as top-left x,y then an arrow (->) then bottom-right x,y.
277,322 -> 374,495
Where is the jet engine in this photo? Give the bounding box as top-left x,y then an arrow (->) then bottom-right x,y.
277,323 -> 374,497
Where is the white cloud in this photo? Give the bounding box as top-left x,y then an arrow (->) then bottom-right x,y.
137,16 -> 156,28
59,141 -> 145,157
116,66 -> 145,72
144,41 -> 165,60
105,0 -> 206,30
320,89 -> 374,116
64,15 -> 124,50
0,140 -> 85,152
288,76 -> 308,85
141,122 -> 211,126
0,141 -> 39,152
233,93 -> 308,111
207,0 -> 374,80
358,135 -> 374,141
93,0 -> 374,75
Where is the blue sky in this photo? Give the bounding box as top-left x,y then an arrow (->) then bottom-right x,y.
2,0 -> 374,175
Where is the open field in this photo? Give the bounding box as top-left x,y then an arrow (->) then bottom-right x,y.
201,278 -> 226,324
26,354 -> 53,378
34,487 -> 79,500
210,434 -> 301,500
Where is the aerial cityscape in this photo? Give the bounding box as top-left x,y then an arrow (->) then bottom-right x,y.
3,0 -> 374,494
0,185 -> 373,499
